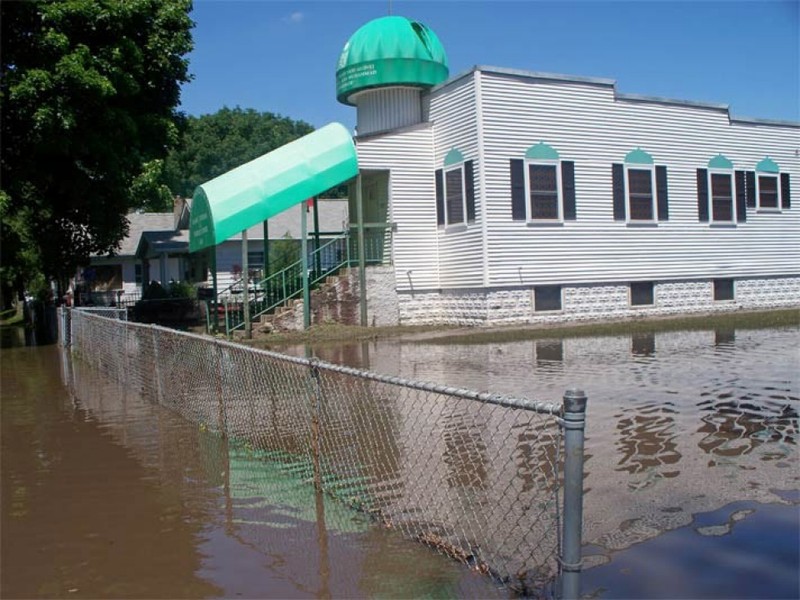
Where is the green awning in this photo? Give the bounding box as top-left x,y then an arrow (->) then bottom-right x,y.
189,122 -> 358,252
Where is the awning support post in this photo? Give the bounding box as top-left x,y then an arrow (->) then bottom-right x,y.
242,229 -> 251,339
356,174 -> 367,327
210,247 -> 219,332
301,202 -> 311,329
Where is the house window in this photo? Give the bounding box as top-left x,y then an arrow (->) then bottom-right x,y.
436,148 -> 476,228
247,251 -> 265,268
135,264 -> 143,285
513,142 -> 576,223
535,285 -> 562,312
754,157 -> 782,210
714,278 -> 734,301
757,175 -> 779,209
626,168 -> 655,221
630,281 -> 654,306
698,154 -> 737,224
613,149 -> 668,223
710,172 -> 734,222
527,163 -> 561,220
444,165 -> 466,226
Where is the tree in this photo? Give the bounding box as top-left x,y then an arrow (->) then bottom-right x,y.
0,0 -> 193,297
162,107 -> 316,199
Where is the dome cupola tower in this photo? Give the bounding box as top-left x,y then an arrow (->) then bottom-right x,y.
336,16 -> 449,135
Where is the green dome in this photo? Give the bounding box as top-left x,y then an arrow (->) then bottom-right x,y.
336,16 -> 449,105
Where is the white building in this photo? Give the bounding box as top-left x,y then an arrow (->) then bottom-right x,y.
335,16 -> 799,326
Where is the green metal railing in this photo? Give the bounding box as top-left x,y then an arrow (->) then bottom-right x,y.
218,226 -> 390,335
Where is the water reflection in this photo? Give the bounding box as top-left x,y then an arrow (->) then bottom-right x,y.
59,346 -> 506,599
279,323 -> 799,597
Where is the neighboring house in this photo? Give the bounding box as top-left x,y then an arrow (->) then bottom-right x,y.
334,16 -> 798,325
81,198 -> 348,305
78,210 -> 180,305
211,198 -> 349,291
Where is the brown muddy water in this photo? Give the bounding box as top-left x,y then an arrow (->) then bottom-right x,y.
1,332 -> 501,599
2,320 -> 798,599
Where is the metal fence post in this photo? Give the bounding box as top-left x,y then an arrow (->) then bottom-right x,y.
561,388 -> 587,600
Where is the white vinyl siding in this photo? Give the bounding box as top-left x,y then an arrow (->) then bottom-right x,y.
357,125 -> 439,291
428,73 -> 483,288
473,69 -> 798,287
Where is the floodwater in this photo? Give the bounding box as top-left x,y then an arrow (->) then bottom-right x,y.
1,334 -> 501,599
281,323 -> 800,599
2,319 -> 798,599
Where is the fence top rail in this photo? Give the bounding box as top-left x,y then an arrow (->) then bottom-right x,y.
70,309 -> 563,416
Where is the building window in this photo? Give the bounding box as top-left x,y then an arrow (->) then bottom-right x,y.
134,263 -> 143,285
710,172 -> 734,222
511,143 -> 576,223
436,149 -> 475,228
527,163 -> 561,220
714,278 -> 734,301
757,174 -> 779,209
630,281 -> 654,306
535,285 -> 562,312
613,149 -> 669,223
754,157 -> 781,210
247,251 -> 265,268
444,164 -> 466,226
626,167 -> 655,221
698,155 -> 737,224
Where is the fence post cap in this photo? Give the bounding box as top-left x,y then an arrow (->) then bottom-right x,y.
563,388 -> 587,414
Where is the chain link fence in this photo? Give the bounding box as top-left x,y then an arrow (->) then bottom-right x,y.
62,308 -> 586,598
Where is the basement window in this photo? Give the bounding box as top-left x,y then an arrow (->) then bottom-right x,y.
713,279 -> 734,301
535,285 -> 562,312
630,281 -> 654,306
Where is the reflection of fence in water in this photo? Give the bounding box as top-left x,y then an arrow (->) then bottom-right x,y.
66,309 -> 571,596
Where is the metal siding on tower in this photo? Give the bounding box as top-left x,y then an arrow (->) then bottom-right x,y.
356,88 -> 422,136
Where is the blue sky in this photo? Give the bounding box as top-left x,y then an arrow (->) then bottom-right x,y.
181,1 -> 799,128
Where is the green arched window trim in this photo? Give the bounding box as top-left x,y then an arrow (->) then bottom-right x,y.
444,148 -> 465,167
525,142 -> 560,161
708,154 -> 734,170
624,148 -> 654,165
755,157 -> 779,173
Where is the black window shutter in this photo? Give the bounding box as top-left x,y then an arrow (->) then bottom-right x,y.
656,165 -> 669,221
435,169 -> 444,227
697,168 -> 709,222
745,171 -> 756,208
465,160 -> 476,222
561,161 -> 576,221
781,173 -> 791,209
612,163 -> 626,221
510,159 -> 526,221
735,171 -> 747,222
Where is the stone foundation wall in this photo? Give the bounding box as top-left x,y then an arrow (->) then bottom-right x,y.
263,269 -> 798,331
396,275 -> 800,326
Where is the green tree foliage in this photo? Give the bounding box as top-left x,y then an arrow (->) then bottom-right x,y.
0,0 -> 193,294
162,107 -> 315,199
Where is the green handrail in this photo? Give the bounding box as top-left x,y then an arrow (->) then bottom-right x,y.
221,226 -> 390,335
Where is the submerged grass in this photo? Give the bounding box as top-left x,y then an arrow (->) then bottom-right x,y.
248,308 -> 799,349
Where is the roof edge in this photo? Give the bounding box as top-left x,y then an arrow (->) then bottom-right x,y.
426,65 -> 799,128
